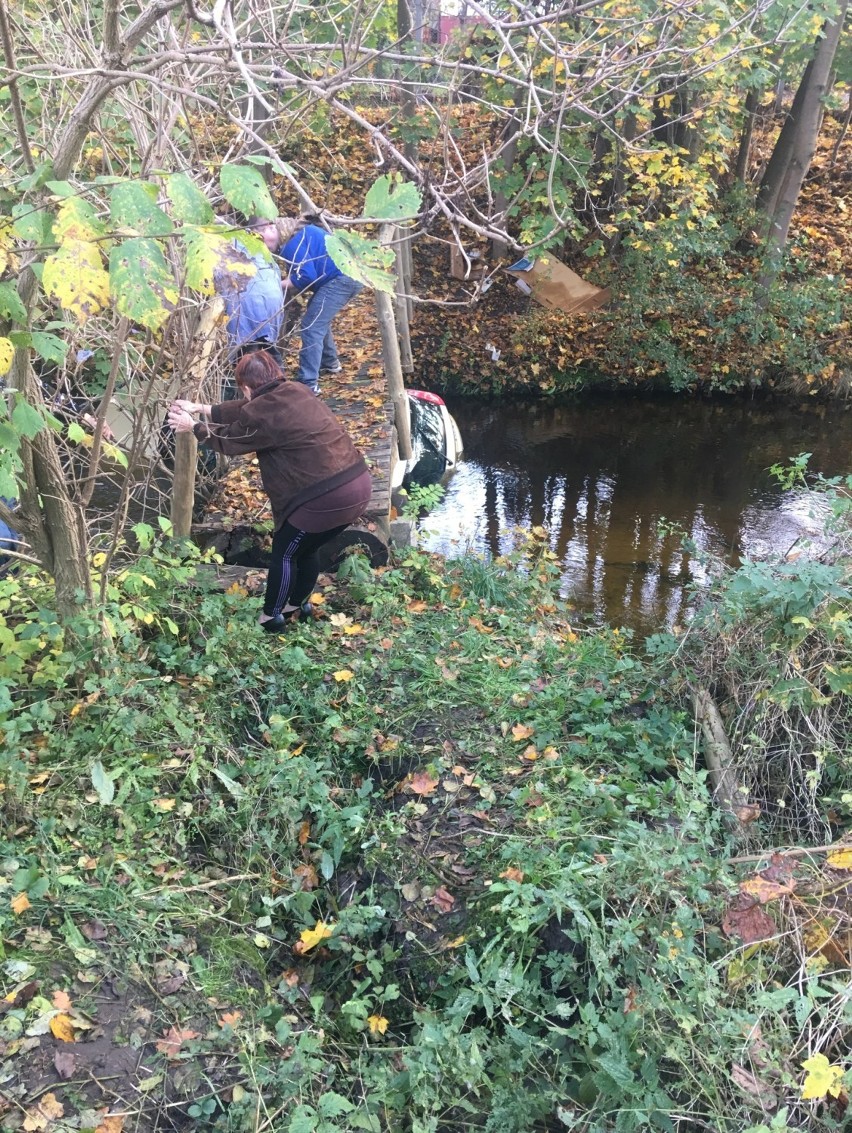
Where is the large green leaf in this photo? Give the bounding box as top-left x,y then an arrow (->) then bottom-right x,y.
165,173 -> 214,225
11,394 -> 47,440
109,239 -> 179,331
219,164 -> 276,220
182,226 -> 258,296
110,182 -> 174,237
0,282 -> 27,324
11,202 -> 53,245
363,173 -> 422,221
30,332 -> 68,364
325,231 -> 395,294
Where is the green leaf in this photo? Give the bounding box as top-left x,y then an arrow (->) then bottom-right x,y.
0,281 -> 27,324
30,332 -> 68,364
325,231 -> 395,293
165,173 -> 214,225
211,766 -> 246,799
109,238 -> 179,331
11,203 -> 53,244
110,181 -> 174,237
44,180 -> 77,198
241,153 -> 294,177
287,1106 -> 318,1133
318,1091 -> 354,1118
363,173 -> 422,221
219,164 -> 276,220
182,225 -> 258,295
91,760 -> 115,805
11,395 -> 47,439
67,421 -> 86,444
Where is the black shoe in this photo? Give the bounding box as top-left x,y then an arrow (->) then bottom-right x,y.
260,614 -> 291,634
297,601 -> 314,622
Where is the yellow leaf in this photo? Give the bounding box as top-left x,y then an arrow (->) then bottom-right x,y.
50,1013 -> 76,1042
297,920 -> 333,953
825,848 -> 852,870
151,798 -> 176,811
511,723 -> 535,742
11,892 -> 31,915
801,1052 -> 844,1100
333,670 -> 354,682
0,336 -> 13,376
343,624 -> 364,635
43,239 -> 110,324
367,1014 -> 389,1035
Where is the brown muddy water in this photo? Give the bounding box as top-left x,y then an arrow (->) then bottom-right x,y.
419,397 -> 852,638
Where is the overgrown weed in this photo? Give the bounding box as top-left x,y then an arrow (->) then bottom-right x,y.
1,533 -> 851,1130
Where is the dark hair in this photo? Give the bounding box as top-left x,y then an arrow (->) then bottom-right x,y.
234,350 -> 284,391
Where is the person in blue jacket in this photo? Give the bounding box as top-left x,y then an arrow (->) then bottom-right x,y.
220,217 -> 286,366
275,216 -> 363,394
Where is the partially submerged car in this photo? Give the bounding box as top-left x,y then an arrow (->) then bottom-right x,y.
392,390 -> 463,491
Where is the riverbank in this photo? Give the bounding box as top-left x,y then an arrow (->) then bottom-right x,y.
1,522 -> 850,1130
261,104 -> 850,401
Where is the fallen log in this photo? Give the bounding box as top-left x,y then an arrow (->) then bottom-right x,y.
693,687 -> 747,836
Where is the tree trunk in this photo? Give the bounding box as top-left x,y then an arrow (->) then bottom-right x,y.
396,0 -> 420,165
491,121 -> 520,260
756,61 -> 812,218
757,0 -> 848,301
733,88 -> 760,183
3,0 -> 184,628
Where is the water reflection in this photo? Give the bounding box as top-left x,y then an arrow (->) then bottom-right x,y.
420,397 -> 852,636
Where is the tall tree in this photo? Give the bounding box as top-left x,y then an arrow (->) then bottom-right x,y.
757,0 -> 849,299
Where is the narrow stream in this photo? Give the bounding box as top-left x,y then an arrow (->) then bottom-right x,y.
419,396 -> 852,637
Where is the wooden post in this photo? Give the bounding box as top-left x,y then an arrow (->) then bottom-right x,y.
394,226 -> 414,374
376,225 -> 412,460
171,430 -> 198,537
169,297 -> 224,533
401,228 -> 414,324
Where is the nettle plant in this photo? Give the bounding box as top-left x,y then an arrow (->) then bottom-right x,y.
0,165 -> 419,629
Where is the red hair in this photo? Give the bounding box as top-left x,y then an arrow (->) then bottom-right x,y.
234,350 -> 284,391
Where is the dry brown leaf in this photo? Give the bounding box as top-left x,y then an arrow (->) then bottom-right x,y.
293,863 -> 319,890
11,892 -> 31,916
51,989 -> 72,1012
155,1026 -> 200,1059
410,771 -> 439,795
431,886 -> 455,913
95,1113 -> 127,1133
500,867 -> 525,883
740,875 -> 796,903
53,1049 -> 76,1079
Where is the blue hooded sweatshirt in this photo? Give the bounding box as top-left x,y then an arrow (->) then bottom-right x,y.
280,224 -> 343,292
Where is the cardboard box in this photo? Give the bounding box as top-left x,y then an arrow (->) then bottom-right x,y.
505,253 -> 610,314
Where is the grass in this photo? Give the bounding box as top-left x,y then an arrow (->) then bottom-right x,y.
0,532 -> 851,1131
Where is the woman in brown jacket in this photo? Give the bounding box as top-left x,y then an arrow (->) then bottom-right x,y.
168,351 -> 372,633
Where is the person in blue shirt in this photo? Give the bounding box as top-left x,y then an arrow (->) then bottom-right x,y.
275,217 -> 363,394
220,217 -> 286,366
